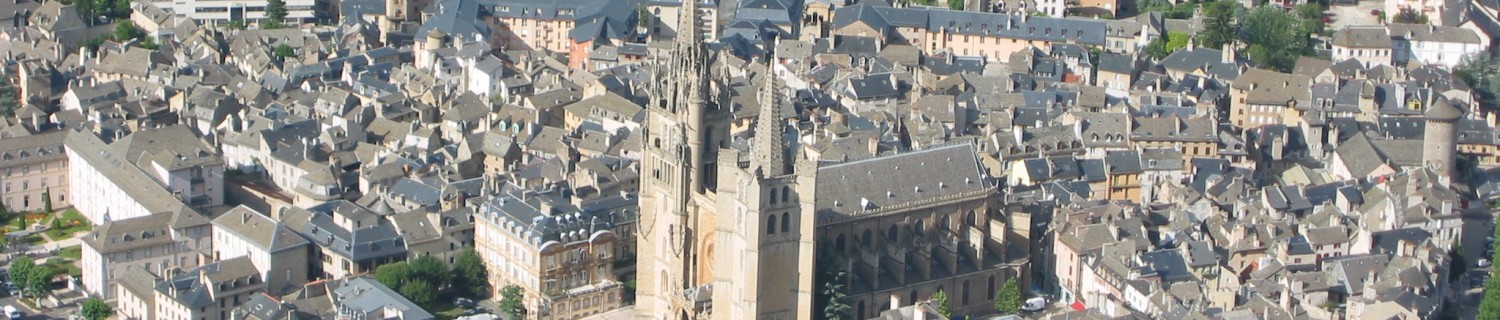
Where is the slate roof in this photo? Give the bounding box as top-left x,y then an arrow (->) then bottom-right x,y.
831,4 -> 1106,45
815,143 -> 989,222
212,206 -> 310,254
333,277 -> 436,320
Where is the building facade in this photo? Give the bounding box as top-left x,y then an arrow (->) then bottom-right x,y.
0,131 -> 69,213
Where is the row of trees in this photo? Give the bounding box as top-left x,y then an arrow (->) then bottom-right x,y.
1479,223 -> 1500,318
9,257 -> 55,302
373,250 -> 489,310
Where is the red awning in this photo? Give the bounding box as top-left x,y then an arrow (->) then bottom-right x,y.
1071,300 -> 1086,311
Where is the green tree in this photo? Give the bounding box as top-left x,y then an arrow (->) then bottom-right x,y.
1137,0 -> 1193,19
0,70 -> 17,117
12,257 -> 51,300
109,0 -> 130,18
75,0 -> 97,26
262,0 -> 287,29
499,285 -> 527,319
399,279 -> 438,309
1293,3 -> 1326,35
995,278 -> 1021,314
1450,239 -> 1467,283
814,243 -> 850,320
451,249 -> 490,298
1200,0 -> 1240,49
273,44 -> 294,61
1456,54 -> 1500,108
1240,6 -> 1312,72
948,0 -> 964,10
41,188 -> 51,213
81,298 -> 113,320
227,20 -> 246,30
821,272 -> 851,320
113,21 -> 141,41
406,255 -> 446,288
1480,276 -> 1500,319
1393,7 -> 1429,24
48,216 -> 61,231
636,7 -> 652,29
930,290 -> 951,318
141,36 -> 159,50
374,262 -> 410,290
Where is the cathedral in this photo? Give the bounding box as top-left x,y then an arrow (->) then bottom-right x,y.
635,1 -> 1016,319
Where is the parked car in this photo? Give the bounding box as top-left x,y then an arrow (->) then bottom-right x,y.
3,305 -> 20,320
1370,9 -> 1381,15
1480,259 -> 1492,267
454,297 -> 475,308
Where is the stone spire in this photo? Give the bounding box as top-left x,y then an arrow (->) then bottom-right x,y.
754,51 -> 790,177
674,0 -> 703,52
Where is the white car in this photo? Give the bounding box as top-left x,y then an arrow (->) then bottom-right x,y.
1480,259 -> 1492,267
4,305 -> 20,319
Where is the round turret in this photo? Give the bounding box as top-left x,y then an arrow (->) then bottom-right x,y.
425,29 -> 446,50
1423,97 -> 1461,179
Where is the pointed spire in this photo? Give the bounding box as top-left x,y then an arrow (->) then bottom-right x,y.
676,0 -> 702,46
754,40 -> 790,177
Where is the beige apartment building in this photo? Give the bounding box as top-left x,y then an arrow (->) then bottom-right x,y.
1230,69 -> 1312,129
831,5 -> 1105,63
474,187 -> 624,319
0,131 -> 69,213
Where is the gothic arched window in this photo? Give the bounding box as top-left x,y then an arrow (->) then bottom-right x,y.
767,215 -> 777,235
887,225 -> 898,242
780,212 -> 790,233
781,186 -> 790,203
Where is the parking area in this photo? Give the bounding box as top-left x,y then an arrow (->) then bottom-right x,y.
1328,0 -> 1385,29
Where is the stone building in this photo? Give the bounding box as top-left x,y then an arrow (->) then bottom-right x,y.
0,131 -> 69,213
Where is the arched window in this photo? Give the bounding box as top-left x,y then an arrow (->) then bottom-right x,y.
836,234 -> 847,251
782,186 -> 791,203
767,215 -> 777,235
857,300 -> 865,319
908,290 -> 918,307
862,229 -> 873,247
887,225 -> 898,242
914,222 -> 925,237
780,212 -> 790,233
962,281 -> 971,304
966,210 -> 977,226
769,188 -> 778,204
988,275 -> 997,300
940,215 -> 951,231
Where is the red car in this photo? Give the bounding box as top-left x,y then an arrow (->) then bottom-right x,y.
1371,9 -> 1381,15
1323,16 -> 1332,23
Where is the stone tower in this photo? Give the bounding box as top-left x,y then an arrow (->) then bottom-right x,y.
709,54 -> 817,320
1423,96 -> 1462,180
635,0 -> 731,317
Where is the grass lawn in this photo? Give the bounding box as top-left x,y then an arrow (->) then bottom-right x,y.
42,258 -> 81,278
44,209 -> 91,239
23,234 -> 44,246
57,245 -> 81,260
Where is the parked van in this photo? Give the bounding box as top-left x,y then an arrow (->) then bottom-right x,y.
1022,297 -> 1046,312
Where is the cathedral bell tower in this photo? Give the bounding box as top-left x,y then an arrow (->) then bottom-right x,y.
709,48 -> 819,320
636,0 -> 728,317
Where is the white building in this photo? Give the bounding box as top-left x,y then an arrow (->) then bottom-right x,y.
1330,26 -> 1394,68
80,210 -> 212,298
1389,24 -> 1489,68
65,126 -> 224,225
211,205 -> 312,295
146,0 -> 321,26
